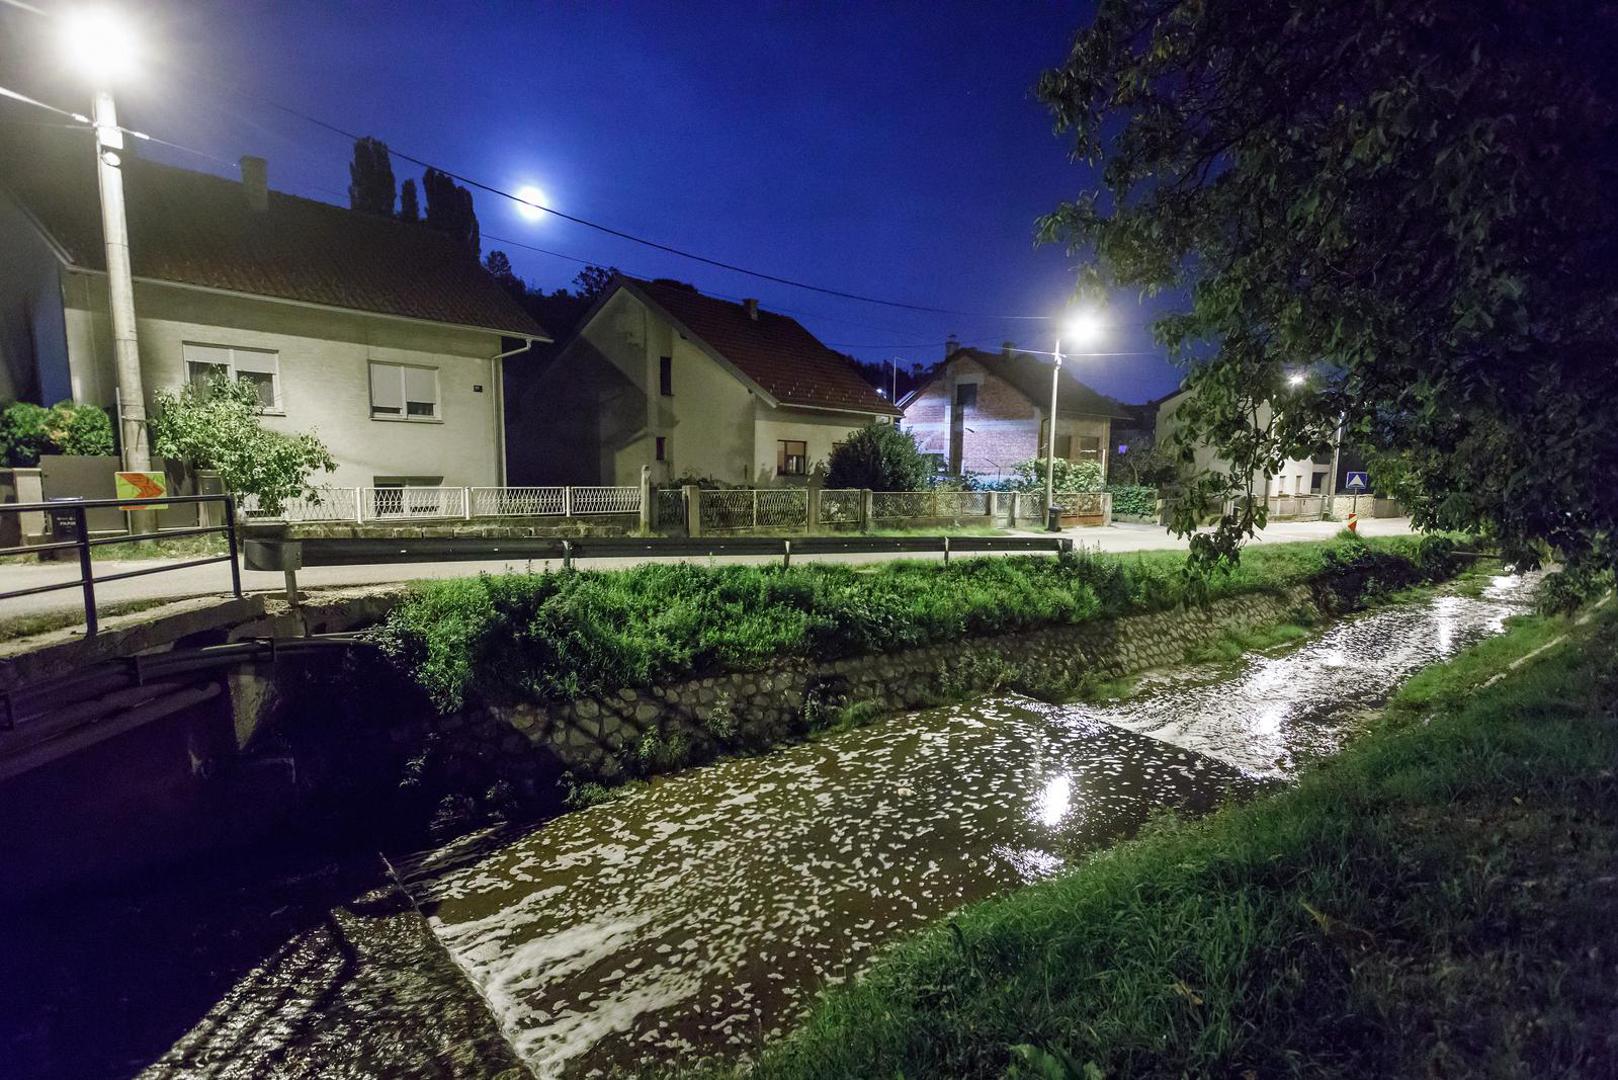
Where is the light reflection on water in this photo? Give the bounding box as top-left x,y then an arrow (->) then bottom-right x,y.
401,575 -> 1536,1077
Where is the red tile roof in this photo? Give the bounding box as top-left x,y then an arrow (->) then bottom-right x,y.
0,132 -> 548,339
626,278 -> 901,416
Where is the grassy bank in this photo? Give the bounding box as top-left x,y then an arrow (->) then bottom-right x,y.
374,534 -> 1462,712
731,601 -> 1617,1080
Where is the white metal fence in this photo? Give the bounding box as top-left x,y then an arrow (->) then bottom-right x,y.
244,484 -> 641,523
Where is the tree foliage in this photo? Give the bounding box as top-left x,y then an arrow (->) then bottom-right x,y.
422,167 -> 480,255
347,136 -> 396,217
398,177 -> 420,223
484,250 -> 526,299
1038,1 -> 1618,571
976,457 -> 1105,495
150,377 -> 335,515
0,400 -> 114,465
573,264 -> 618,302
825,422 -> 931,491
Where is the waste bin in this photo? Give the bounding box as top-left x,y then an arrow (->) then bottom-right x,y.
1046,504 -> 1063,532
45,497 -> 85,562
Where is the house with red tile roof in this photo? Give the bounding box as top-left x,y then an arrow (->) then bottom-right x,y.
0,131 -> 548,491
899,343 -> 1130,480
507,276 -> 900,486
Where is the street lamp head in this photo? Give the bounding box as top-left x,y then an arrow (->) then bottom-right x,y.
60,6 -> 140,85
1287,371 -> 1307,388
1060,308 -> 1105,349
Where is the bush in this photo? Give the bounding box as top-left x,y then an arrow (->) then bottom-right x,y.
974,457 -> 1103,494
825,422 -> 931,491
0,400 -> 116,465
1105,483 -> 1157,517
150,376 -> 334,515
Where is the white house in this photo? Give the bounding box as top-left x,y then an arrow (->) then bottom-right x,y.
1155,387 -> 1331,497
0,132 -> 548,494
508,276 -> 900,486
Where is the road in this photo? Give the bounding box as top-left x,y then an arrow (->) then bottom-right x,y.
0,518 -> 1416,622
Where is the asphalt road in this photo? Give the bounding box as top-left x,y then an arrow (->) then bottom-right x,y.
0,518 -> 1416,622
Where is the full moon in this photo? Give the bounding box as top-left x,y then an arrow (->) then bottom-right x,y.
515,185 -> 547,222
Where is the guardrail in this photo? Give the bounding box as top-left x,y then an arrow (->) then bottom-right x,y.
245,532 -> 1076,603
0,494 -> 241,636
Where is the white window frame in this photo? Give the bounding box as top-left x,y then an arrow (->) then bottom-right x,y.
369,361 -> 442,422
183,342 -> 283,413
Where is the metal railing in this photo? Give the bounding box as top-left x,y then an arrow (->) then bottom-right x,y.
0,494 -> 241,637
240,484 -> 643,523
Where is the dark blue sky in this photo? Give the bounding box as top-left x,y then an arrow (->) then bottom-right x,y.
3,1 -> 1185,403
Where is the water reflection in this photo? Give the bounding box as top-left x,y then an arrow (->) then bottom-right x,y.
402,575 -> 1536,1077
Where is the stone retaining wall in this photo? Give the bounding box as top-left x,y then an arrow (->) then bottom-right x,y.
389,586 -> 1316,791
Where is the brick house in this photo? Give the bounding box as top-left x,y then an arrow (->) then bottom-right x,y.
899,343 -> 1129,479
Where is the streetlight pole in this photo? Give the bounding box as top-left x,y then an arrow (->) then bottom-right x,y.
90,88 -> 150,472
1045,339 -> 1062,531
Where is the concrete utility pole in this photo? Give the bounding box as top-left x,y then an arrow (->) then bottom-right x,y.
1045,342 -> 1062,530
92,89 -> 150,471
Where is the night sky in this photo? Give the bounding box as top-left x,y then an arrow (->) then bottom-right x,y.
1,1 -> 1185,404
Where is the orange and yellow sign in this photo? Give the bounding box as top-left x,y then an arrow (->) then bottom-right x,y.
115,470 -> 168,510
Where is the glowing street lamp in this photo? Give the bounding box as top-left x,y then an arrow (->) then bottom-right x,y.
1046,308 -> 1105,530
1287,371 -> 1306,388
60,6 -> 152,473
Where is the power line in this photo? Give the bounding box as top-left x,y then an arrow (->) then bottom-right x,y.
253,98 -> 1056,322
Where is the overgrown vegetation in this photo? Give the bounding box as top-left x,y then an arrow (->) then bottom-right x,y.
149,375 -> 334,515
972,457 -> 1102,494
0,400 -> 115,465
1103,483 -> 1155,517
737,602 -> 1618,1080
374,534 -> 1462,712
824,421 -> 931,491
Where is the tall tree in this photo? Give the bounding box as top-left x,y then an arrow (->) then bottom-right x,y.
1038,0 -> 1618,573
483,250 -> 526,299
347,136 -> 396,217
398,177 -> 419,223
573,264 -> 618,302
422,167 -> 480,254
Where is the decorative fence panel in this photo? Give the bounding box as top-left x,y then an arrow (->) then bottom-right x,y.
469,486 -> 566,517
1054,492 -> 1108,518
700,489 -> 760,532
656,489 -> 687,531
569,486 -> 642,515
363,485 -> 468,520
933,491 -> 989,519
240,487 -> 359,522
870,491 -> 935,521
819,488 -> 863,526
756,489 -> 808,529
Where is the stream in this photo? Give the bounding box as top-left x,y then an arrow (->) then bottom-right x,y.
397,572 -> 1536,1077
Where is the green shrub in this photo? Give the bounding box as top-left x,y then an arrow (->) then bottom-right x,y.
0,400 -> 115,465
1105,483 -> 1157,517
825,421 -> 932,491
973,457 -> 1103,494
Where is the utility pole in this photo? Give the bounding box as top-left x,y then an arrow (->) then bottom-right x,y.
1045,341 -> 1062,531
92,89 -> 150,472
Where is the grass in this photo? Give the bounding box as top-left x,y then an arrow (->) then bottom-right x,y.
0,595 -> 189,642
373,534 -> 1467,712
1186,620 -> 1314,663
725,601 -> 1618,1080
0,531 -> 226,565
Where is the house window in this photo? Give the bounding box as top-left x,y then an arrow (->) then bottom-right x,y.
656,436 -> 667,462
659,356 -> 673,396
1055,434 -> 1073,458
1077,435 -> 1102,459
777,439 -> 808,476
183,343 -> 281,410
1311,470 -> 1327,493
953,383 -> 977,409
370,361 -> 440,420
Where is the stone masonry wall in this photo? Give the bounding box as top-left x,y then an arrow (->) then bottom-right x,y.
404,586 -> 1316,788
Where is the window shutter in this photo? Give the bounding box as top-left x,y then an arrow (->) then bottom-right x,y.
370,362 -> 403,413
402,366 -> 438,411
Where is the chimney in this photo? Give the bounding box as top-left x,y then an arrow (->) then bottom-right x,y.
240,155 -> 268,212
1001,340 -> 1015,359
944,334 -> 960,359
743,298 -> 759,321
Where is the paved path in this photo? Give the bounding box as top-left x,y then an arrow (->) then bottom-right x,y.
0,518 -> 1416,622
